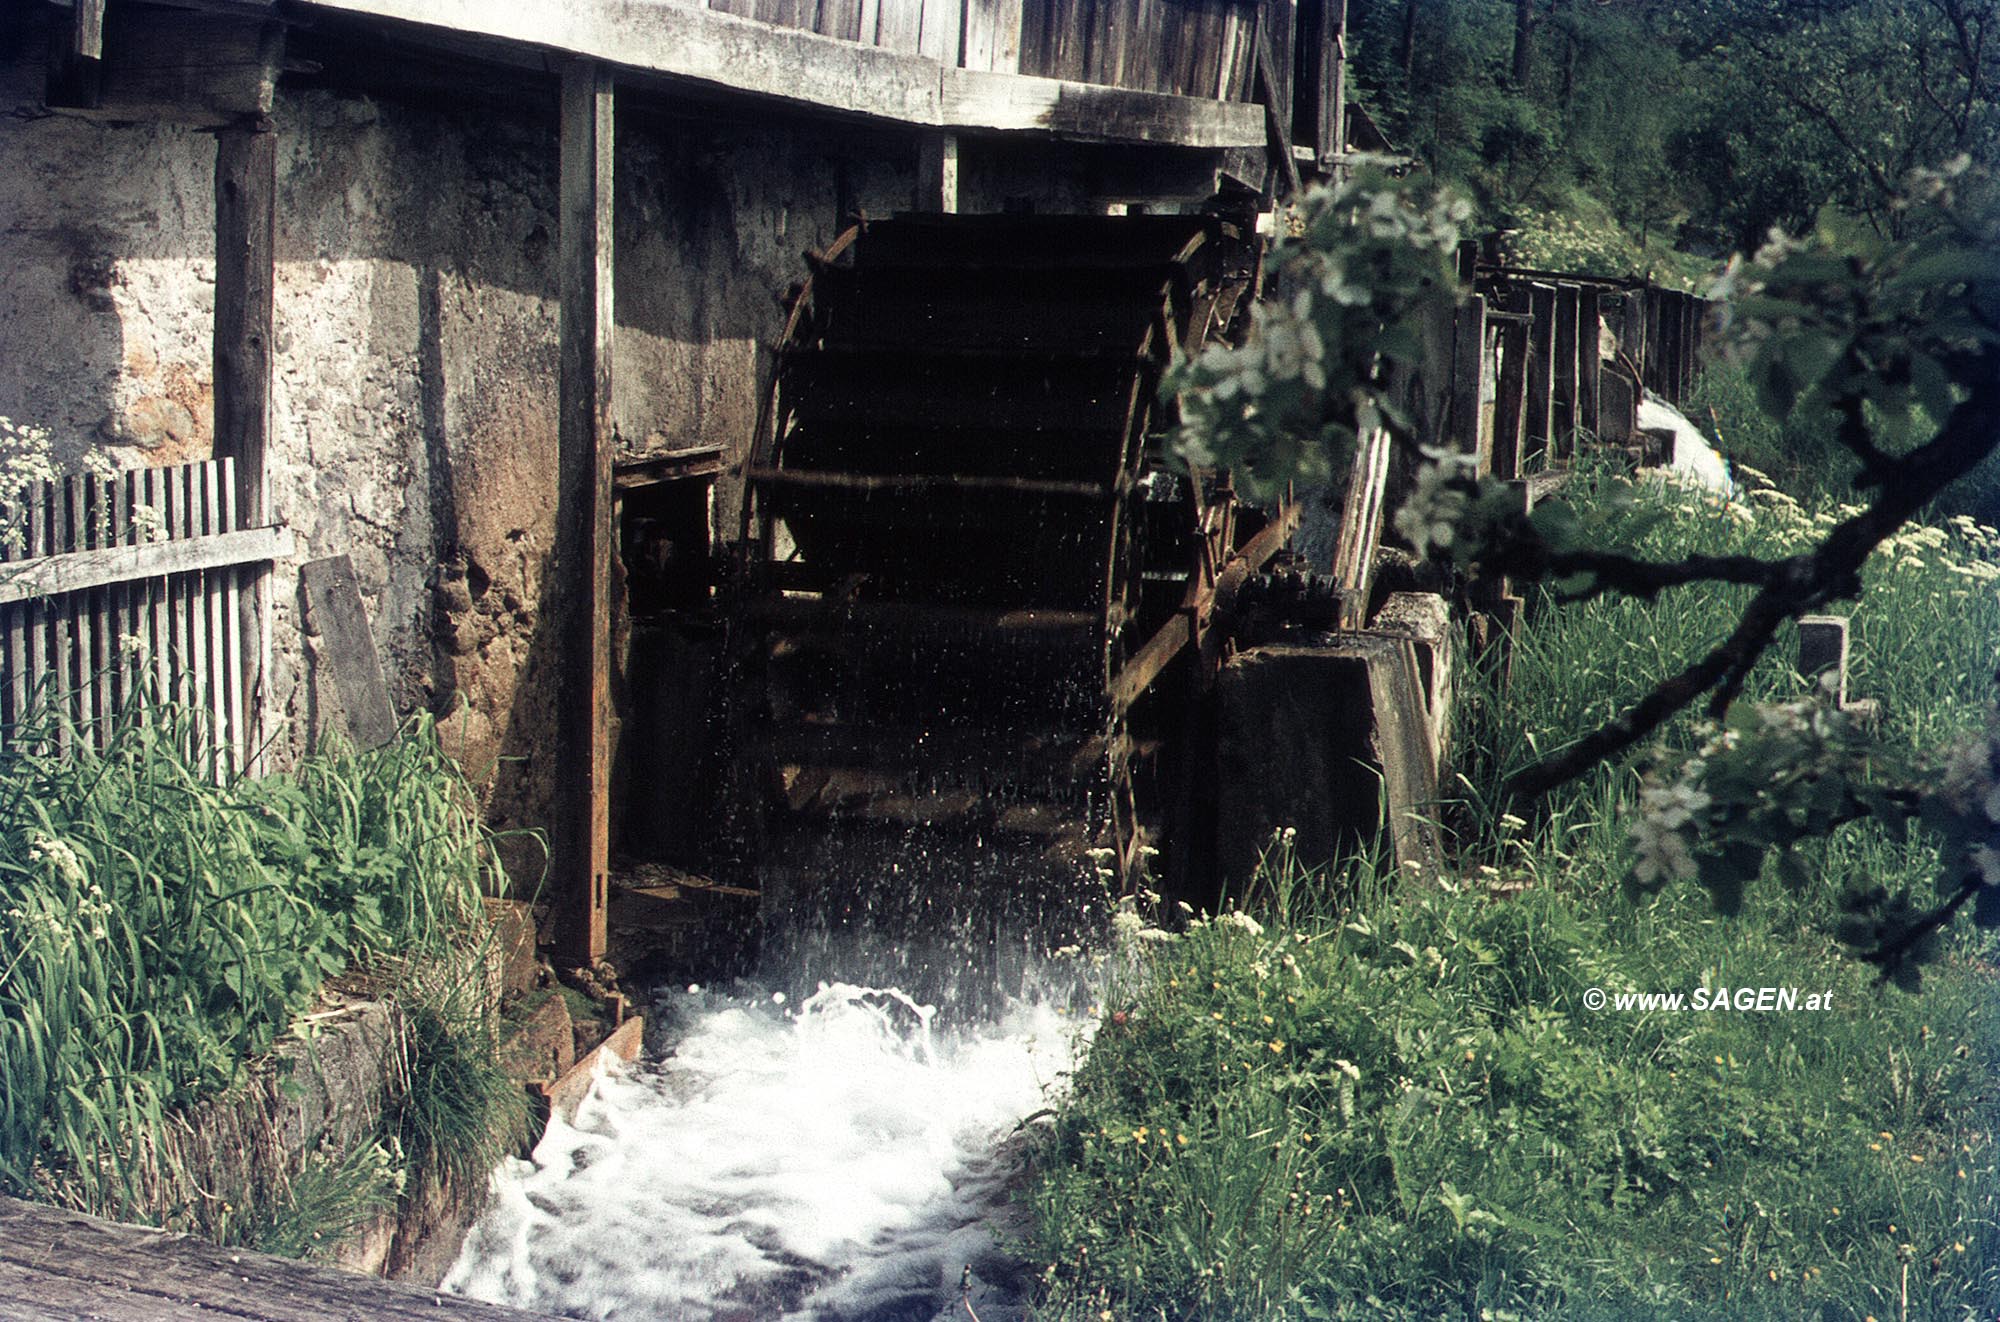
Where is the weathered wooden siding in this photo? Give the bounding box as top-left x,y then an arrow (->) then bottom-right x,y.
693,0 -> 1267,98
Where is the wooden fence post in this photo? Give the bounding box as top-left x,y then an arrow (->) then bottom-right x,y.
1553,284 -> 1579,460
1524,283 -> 1555,470
1450,293 -> 1488,473
1492,286 -> 1529,480
1578,285 -> 1601,441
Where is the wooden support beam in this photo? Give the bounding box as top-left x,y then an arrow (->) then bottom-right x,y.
1578,285 -> 1601,442
49,6 -> 283,127
1553,283 -> 1579,460
1655,289 -> 1681,401
1680,291 -> 1700,398
1492,285 -> 1529,480
214,122 -> 277,774
215,127 -> 275,524
1524,282 -> 1555,469
1333,425 -> 1392,626
555,59 -> 615,968
1252,8 -> 1304,201
1450,294 -> 1489,473
941,70 -> 1266,146
915,130 -> 958,212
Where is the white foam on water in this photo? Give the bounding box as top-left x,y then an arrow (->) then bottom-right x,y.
1638,394 -> 1735,496
444,980 -> 1083,1321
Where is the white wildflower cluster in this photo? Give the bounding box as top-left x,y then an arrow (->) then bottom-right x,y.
28,833 -> 88,887
1185,907 -> 1265,938
11,834 -> 112,948
1508,209 -> 1656,281
129,502 -> 167,543
1108,880 -> 1175,947
1,415 -> 59,556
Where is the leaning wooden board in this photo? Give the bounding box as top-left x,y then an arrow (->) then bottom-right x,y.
0,1196 -> 554,1320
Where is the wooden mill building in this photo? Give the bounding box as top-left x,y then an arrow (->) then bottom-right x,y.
1,0 -> 1359,959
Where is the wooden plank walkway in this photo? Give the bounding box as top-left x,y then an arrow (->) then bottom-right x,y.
0,1197 -> 552,1321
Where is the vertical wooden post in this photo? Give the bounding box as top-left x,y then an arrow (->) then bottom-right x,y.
556,60 -> 614,967
1656,289 -> 1681,402
1450,294 -> 1488,473
1291,0 -> 1345,163
1680,292 -> 1699,398
1492,286 -> 1529,480
916,131 -> 958,212
214,122 -> 275,771
1552,283 -> 1579,460
1524,282 -> 1554,470
215,127 -> 274,524
1578,285 -> 1601,443
48,0 -> 106,106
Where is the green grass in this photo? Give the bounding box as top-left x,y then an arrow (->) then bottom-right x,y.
1024,462 -> 2000,1319
0,694 -> 522,1249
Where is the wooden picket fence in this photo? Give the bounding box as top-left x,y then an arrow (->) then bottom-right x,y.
0,456 -> 289,776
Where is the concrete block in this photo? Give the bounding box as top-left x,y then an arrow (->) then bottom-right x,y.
1369,591 -> 1455,770
1217,636 -> 1442,891
499,987 -> 575,1084
481,897 -> 539,1003
1798,614 -> 1850,705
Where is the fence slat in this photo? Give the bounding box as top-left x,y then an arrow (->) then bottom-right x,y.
3,484 -> 24,732
202,460 -> 229,778
144,468 -> 171,706
88,476 -> 113,743
218,458 -> 246,775
55,477 -> 81,752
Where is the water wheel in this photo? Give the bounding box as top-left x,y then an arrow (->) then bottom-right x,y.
722,211 -> 1294,988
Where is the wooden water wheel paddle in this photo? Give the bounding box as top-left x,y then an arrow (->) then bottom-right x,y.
723,211 -> 1296,963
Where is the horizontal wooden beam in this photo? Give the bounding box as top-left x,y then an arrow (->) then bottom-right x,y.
46,4 -> 283,128
942,69 -> 1265,147
299,0 -> 941,122
0,525 -> 292,607
282,0 -> 1264,147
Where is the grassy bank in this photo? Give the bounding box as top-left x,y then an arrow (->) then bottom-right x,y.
0,700 -> 525,1254
1025,463 -> 2000,1318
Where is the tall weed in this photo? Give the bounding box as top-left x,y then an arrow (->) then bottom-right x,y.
0,695 -> 507,1229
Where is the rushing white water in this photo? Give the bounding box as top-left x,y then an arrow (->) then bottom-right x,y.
1637,394 -> 1735,496
444,980 -> 1084,1322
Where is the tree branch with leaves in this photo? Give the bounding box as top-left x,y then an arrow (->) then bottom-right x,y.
1170,162 -> 2000,985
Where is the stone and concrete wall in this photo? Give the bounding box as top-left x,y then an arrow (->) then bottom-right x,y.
1,11 -> 1111,884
